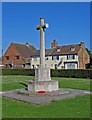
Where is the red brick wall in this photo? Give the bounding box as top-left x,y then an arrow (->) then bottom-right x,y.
3,43 -> 25,68
78,42 -> 90,69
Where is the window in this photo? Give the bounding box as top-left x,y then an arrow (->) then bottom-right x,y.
22,64 -> 25,67
32,65 -> 35,69
9,64 -> 12,68
26,63 -> 30,65
70,47 -> 75,51
66,63 -> 77,69
15,56 -> 19,60
67,55 -> 75,60
57,48 -> 60,52
52,56 -> 59,60
5,56 -> 9,60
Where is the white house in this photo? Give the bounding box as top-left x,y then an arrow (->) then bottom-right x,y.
27,40 -> 89,69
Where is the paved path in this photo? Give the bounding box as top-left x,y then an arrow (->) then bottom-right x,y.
1,88 -> 92,105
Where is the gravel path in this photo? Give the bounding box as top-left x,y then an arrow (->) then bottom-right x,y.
2,88 -> 92,105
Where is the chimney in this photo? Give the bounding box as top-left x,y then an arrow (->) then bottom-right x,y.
25,41 -> 29,47
51,40 -> 58,49
80,42 -> 85,48
25,41 -> 29,45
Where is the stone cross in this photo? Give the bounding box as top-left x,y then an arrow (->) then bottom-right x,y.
36,18 -> 49,67
28,18 -> 58,92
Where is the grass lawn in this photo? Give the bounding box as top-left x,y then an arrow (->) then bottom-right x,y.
2,95 -> 91,118
1,75 -> 34,91
53,77 -> 91,90
1,75 -> 92,118
1,75 -> 91,90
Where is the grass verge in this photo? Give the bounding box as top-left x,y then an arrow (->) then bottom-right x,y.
2,94 -> 91,118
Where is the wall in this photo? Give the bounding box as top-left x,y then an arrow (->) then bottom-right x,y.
3,44 -> 25,68
31,55 -> 79,69
78,43 -> 90,69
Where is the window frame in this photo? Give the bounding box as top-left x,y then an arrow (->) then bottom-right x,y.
67,55 -> 75,60
52,56 -> 59,60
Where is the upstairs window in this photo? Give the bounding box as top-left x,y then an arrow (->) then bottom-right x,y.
52,56 -> 59,60
15,56 -> 19,60
57,48 -> 60,52
70,47 -> 75,51
5,56 -> 9,60
67,55 -> 75,60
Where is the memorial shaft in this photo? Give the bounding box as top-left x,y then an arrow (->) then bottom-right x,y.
40,18 -> 45,67
28,18 -> 58,91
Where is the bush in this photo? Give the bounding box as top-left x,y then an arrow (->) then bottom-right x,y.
2,69 -> 35,76
51,69 -> 91,78
2,69 -> 91,78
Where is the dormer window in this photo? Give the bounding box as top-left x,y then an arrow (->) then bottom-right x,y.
70,47 -> 75,51
15,56 -> 19,60
57,48 -> 60,52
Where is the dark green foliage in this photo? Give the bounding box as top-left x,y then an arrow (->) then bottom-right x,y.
2,69 -> 92,78
2,69 -> 35,76
51,69 -> 91,79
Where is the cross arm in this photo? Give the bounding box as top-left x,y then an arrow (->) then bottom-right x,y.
36,24 -> 49,30
36,26 -> 40,30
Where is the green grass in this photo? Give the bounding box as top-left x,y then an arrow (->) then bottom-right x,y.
2,95 -> 91,118
1,75 -> 91,90
1,75 -> 91,118
0,97 -> 2,119
1,76 -> 34,91
52,77 -> 91,90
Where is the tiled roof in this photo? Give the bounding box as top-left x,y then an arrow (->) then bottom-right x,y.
12,43 -> 36,59
51,44 -> 81,55
31,43 -> 82,56
31,49 -> 51,57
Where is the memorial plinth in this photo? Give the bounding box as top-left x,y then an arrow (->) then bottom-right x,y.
28,80 -> 58,92
28,18 -> 59,92
28,66 -> 59,92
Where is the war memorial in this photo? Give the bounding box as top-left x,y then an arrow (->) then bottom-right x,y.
2,18 -> 91,105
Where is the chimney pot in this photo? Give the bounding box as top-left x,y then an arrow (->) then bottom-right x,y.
51,40 -> 58,49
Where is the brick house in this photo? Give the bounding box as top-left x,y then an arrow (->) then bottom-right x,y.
30,40 -> 90,69
3,42 -> 36,68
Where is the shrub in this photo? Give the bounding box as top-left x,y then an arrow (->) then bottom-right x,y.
2,69 -> 35,76
51,69 -> 91,78
2,69 -> 91,78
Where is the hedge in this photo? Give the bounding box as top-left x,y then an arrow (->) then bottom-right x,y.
1,69 -> 92,79
2,69 -> 35,76
51,69 -> 91,78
